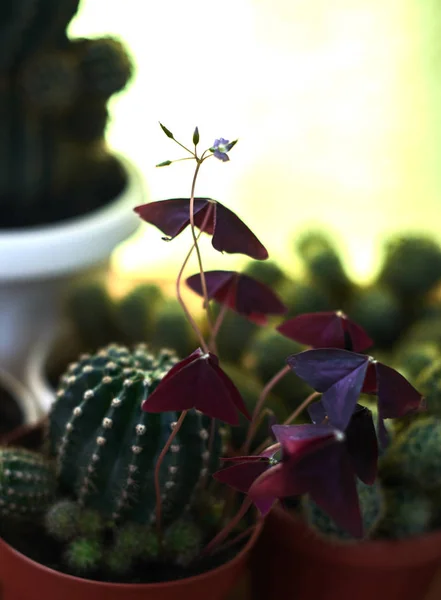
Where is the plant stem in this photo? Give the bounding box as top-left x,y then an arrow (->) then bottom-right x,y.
189,158 -> 215,333
203,496 -> 252,556
254,391 -> 320,455
242,365 -> 291,454
154,410 -> 188,540
176,205 -> 213,353
209,299 -> 230,352
209,519 -> 262,556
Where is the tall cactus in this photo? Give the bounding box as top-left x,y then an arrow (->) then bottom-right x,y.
0,0 -> 133,227
49,344 -> 222,525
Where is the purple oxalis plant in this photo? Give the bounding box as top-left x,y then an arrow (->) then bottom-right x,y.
134,123 -> 425,555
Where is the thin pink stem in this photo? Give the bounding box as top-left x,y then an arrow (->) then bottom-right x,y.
154,410 -> 188,539
242,364 -> 291,454
209,518 -> 262,556
189,159 -> 214,333
203,496 -> 252,556
175,204 -> 214,353
209,299 -> 230,352
253,391 -> 320,455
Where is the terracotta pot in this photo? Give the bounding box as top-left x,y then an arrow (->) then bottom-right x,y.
251,506 -> 441,600
0,520 -> 260,600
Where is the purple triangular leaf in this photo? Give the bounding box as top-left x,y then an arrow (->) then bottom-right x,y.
375,362 -> 424,419
277,312 -> 345,348
343,319 -> 373,353
212,202 -> 269,260
142,351 -> 242,425
321,361 -> 369,431
345,405 -> 378,484
134,198 -> 213,239
213,460 -> 271,494
287,349 -> 369,393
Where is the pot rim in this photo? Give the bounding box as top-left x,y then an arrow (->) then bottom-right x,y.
0,154 -> 142,281
269,506 -> 441,568
0,516 -> 262,590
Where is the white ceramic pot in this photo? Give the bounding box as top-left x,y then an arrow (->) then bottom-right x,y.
0,156 -> 143,398
0,366 -> 39,430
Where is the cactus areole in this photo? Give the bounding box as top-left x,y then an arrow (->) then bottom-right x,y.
48,344 -> 222,525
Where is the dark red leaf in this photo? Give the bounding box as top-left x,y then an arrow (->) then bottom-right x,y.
134,198 -> 214,239
142,349 -> 248,425
375,362 -> 424,419
186,270 -> 287,325
212,203 -> 268,260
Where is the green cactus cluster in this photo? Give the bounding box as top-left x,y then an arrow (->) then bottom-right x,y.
65,279 -> 198,358
0,343 -> 227,580
1,0 -> 134,228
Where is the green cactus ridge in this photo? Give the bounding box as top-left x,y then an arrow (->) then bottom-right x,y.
382,417 -> 441,490
303,479 -> 384,541
49,344 -> 222,526
0,448 -> 56,518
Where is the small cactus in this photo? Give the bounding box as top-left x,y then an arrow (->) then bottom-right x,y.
303,479 -> 384,541
281,279 -> 334,319
376,487 -> 432,539
243,260 -> 287,288
45,500 -> 80,541
0,448 -> 56,518
113,522 -> 159,561
347,286 -> 404,348
379,235 -> 441,297
77,508 -> 105,538
80,37 -> 133,98
64,537 -> 102,574
296,232 -> 351,301
381,417 -> 441,490
152,300 -> 198,358
115,283 -> 164,344
395,342 -> 440,383
164,519 -> 203,566
415,359 -> 441,417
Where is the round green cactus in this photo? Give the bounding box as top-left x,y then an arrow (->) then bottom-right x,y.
303,479 -> 384,541
80,37 -> 133,98
381,417 -> 441,490
379,235 -> 441,297
115,283 -> 164,344
49,344 -> 222,526
45,500 -> 80,541
0,447 -> 56,518
281,279 -> 334,319
164,519 -> 203,566
77,508 -> 105,537
64,537 -> 102,574
296,232 -> 351,300
376,487 -> 432,539
415,359 -> 441,417
243,260 -> 287,288
395,342 -> 440,383
152,300 -> 198,358
113,522 -> 159,561
347,286 -> 404,348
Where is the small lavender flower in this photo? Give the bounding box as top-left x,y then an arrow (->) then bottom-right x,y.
210,138 -> 237,162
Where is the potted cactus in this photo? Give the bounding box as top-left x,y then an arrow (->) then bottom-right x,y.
0,0 -> 141,390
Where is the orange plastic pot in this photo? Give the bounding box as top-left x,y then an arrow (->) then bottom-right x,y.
251,506 -> 441,600
0,520 -> 261,600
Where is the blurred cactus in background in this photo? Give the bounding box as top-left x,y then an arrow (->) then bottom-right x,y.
0,0 -> 133,228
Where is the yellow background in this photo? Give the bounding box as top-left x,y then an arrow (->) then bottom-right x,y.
70,0 -> 441,284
